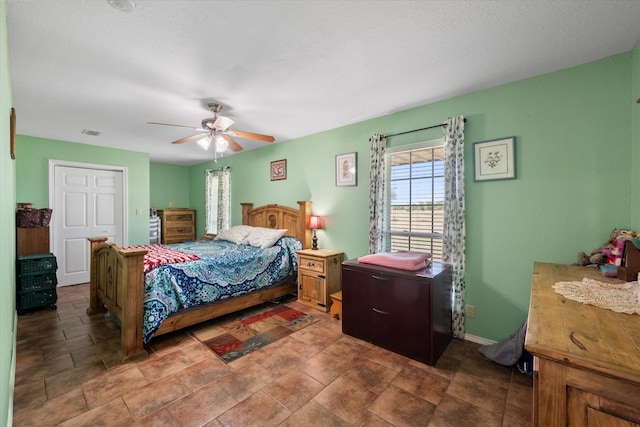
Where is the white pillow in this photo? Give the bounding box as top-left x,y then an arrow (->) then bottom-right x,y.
245,227 -> 287,249
215,225 -> 254,244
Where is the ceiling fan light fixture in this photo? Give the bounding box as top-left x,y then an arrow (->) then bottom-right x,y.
215,135 -> 229,152
151,101 -> 274,152
197,135 -> 212,150
214,116 -> 235,131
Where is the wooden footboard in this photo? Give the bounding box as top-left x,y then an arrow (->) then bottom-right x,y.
87,237 -> 148,359
87,201 -> 312,360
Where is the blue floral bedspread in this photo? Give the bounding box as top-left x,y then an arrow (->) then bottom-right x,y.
142,236 -> 302,343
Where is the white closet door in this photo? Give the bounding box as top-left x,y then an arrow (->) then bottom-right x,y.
53,165 -> 124,286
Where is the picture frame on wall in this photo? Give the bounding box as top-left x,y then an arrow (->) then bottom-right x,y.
473,137 -> 515,182
10,107 -> 16,160
270,159 -> 287,181
336,152 -> 357,186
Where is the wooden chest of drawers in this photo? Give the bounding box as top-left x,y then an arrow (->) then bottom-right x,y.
342,260 -> 452,366
525,262 -> 640,426
158,209 -> 195,244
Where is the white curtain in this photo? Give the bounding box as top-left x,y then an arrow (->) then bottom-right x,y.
216,166 -> 231,232
368,133 -> 387,254
205,167 -> 231,234
442,116 -> 466,339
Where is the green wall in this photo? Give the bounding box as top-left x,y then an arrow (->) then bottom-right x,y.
15,136 -> 151,245
189,52 -> 635,342
0,0 -> 16,424
632,42 -> 640,227
150,162 -> 190,210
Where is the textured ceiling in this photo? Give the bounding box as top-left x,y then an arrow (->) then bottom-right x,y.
7,0 -> 640,165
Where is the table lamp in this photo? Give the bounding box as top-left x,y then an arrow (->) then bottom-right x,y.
308,216 -> 322,250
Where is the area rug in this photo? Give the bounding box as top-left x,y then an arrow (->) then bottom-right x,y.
191,303 -> 319,363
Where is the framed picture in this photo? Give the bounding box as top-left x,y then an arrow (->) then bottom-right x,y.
473,137 -> 515,182
270,159 -> 287,181
336,152 -> 357,186
10,107 -> 16,160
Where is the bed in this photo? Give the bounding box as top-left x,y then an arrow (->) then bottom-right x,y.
86,201 -> 312,359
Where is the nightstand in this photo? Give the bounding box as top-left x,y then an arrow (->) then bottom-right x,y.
297,249 -> 343,312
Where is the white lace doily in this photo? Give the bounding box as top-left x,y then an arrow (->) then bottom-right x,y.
552,278 -> 640,315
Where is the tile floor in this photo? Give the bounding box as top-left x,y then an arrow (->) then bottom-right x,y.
13,284 -> 533,426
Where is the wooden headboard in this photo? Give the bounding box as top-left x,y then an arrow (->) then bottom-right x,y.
241,201 -> 312,249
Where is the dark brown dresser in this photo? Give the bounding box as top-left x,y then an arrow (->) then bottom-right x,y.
341,259 -> 452,365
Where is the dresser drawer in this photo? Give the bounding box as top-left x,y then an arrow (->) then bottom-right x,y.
164,212 -> 194,223
299,255 -> 325,274
165,224 -> 194,235
164,236 -> 192,244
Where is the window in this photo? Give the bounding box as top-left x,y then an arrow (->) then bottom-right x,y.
385,141 -> 445,260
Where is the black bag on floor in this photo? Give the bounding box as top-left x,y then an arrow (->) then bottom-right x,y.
516,349 -> 533,377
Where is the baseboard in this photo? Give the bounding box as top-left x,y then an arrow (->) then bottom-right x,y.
464,333 -> 496,346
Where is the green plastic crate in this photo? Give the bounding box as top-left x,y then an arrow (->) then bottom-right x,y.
17,253 -> 57,276
18,272 -> 57,293
17,288 -> 57,313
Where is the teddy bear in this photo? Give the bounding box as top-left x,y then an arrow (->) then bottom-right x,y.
576,250 -> 606,266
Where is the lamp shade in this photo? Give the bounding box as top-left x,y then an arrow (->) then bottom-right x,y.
197,135 -> 212,150
215,135 -> 229,152
308,216 -> 322,230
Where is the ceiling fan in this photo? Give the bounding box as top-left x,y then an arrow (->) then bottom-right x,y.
148,102 -> 275,153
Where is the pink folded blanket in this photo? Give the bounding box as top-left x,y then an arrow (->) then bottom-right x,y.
357,251 -> 431,271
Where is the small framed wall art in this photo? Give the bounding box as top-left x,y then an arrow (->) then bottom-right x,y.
270,159 -> 287,181
473,137 -> 515,182
336,152 -> 357,186
10,107 -> 16,159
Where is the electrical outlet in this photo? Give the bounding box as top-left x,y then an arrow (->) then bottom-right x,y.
169,201 -> 176,208
135,208 -> 142,215
466,305 -> 475,318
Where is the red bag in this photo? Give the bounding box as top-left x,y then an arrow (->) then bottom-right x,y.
16,209 -> 41,228
17,208 -> 53,227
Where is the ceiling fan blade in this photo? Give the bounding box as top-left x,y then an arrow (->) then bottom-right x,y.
171,133 -> 204,144
148,122 -> 205,131
223,135 -> 244,152
226,130 -> 275,143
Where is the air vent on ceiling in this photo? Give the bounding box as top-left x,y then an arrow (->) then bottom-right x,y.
81,129 -> 101,136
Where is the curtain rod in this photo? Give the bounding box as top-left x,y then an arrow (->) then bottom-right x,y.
204,166 -> 231,174
384,117 -> 467,138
